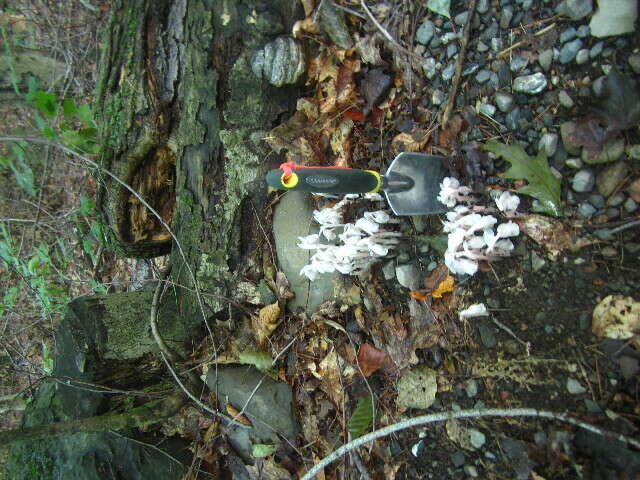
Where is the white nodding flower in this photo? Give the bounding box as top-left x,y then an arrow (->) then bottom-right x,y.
355,217 -> 380,235
438,177 -> 461,208
459,303 -> 489,319
493,239 -> 514,253
300,264 -> 319,281
319,227 -> 337,240
367,241 -> 389,257
297,234 -> 323,249
363,193 -> 384,201
447,228 -> 466,252
445,250 -> 479,276
496,221 -> 520,238
313,208 -> 343,227
364,210 -> 392,224
464,235 -> 487,250
495,191 -> 520,213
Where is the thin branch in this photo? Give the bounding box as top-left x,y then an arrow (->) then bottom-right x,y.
301,407 -> 640,480
441,0 -> 477,128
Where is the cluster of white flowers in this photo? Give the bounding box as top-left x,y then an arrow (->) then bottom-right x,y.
297,194 -> 402,280
439,177 -> 521,276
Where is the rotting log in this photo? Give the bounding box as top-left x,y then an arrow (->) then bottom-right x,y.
95,0 -> 300,317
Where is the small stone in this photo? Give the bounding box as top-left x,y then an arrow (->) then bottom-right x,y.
558,90 -> 575,108
477,41 -> 489,52
565,157 -> 583,169
596,162 -> 629,196
584,399 -> 603,413
505,107 -> 520,131
567,377 -> 587,394
588,194 -> 605,209
539,132 -> 559,157
572,169 -> 595,192
560,27 -> 577,43
628,54 -> 640,74
624,197 -> 638,213
442,63 -> 456,81
538,49 -> 553,71
432,89 -> 445,105
422,57 -> 437,79
469,429 -> 486,449
479,103 -> 496,117
396,263 -> 422,290
531,250 -> 546,272
564,0 -> 593,20
476,69 -> 491,84
559,39 -> 582,64
510,56 -> 528,72
447,43 -> 459,58
494,92 -> 514,112
513,73 -> 547,94
560,121 -> 582,155
491,37 -> 503,52
477,0 -> 490,14
592,76 -> 606,96
577,25 -> 591,37
455,11 -> 469,26
589,0 -> 638,37
462,62 -> 480,76
578,202 -> 597,218
582,137 -> 625,164
466,379 -> 479,398
608,192 -> 625,206
464,465 -> 479,478
416,20 -> 436,45
478,324 -> 497,348
576,49 -> 590,64
589,41 -> 604,58
382,260 -> 396,280
500,6 -> 513,29
601,246 -> 618,258
627,145 -> 640,160
451,451 -> 466,468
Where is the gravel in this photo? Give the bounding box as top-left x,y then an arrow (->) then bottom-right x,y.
416,20 -> 435,45
564,0 -> 593,20
567,377 -> 587,394
558,90 -> 575,108
578,202 -> 597,218
476,69 -> 491,84
494,92 -> 515,112
572,169 -> 595,192
513,73 -> 547,94
538,50 -> 553,71
559,39 -> 582,64
469,429 -> 486,449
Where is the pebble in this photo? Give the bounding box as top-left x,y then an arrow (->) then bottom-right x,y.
455,11 -> 469,26
477,41 -> 489,52
560,121 -> 582,154
608,192 -> 625,207
478,324 -> 497,348
577,25 -> 591,37
382,260 -> 396,280
564,0 -> 593,20
464,465 -> 479,478
629,54 -> 640,74
447,43 -> 458,58
491,37 -> 503,52
469,429 -> 486,449
396,263 -> 422,290
509,56 -> 528,72
559,39 -> 582,64
624,198 -> 638,213
567,377 -> 587,394
588,194 -> 605,209
572,169 -> 595,192
539,133 -> 559,157
494,92 -> 514,112
432,89 -> 445,105
477,0 -> 489,13
596,162 -> 628,197
575,49 -> 589,65
582,137 -> 625,164
565,158 -> 583,169
578,202 -> 597,218
479,103 -> 496,117
560,27 -> 577,43
451,451 -> 466,468
416,20 -> 436,45
592,76 -> 606,96
558,90 -> 575,108
589,41 -> 604,58
538,49 -> 553,71
466,379 -> 478,398
505,107 -> 520,131
442,63 -> 456,82
500,7 -> 513,29
513,73 -> 547,94
422,57 -> 437,79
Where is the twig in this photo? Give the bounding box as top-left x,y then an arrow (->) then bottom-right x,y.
607,219 -> 640,235
301,407 -> 640,480
359,0 -> 418,60
492,317 -> 531,356
150,266 -> 181,363
441,0 -> 477,128
496,23 -> 556,59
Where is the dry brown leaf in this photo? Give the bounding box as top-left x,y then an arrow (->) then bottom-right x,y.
592,295 -> 640,348
317,350 -> 354,406
246,458 -> 292,479
225,403 -> 252,426
275,271 -> 295,300
252,302 -> 281,344
516,214 -> 599,256
432,275 -> 454,298
391,129 -> 429,153
357,343 -> 389,377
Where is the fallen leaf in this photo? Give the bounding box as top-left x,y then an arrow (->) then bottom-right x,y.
360,67 -> 392,116
391,126 -> 430,154
427,0 -> 451,18
317,350 -> 353,406
252,302 -> 281,344
516,214 -> 598,256
347,396 -> 374,437
251,444 -> 276,458
396,366 -> 438,409
432,275 -> 454,298
353,32 -> 384,65
246,458 -> 292,480
592,295 -> 640,348
225,403 -> 252,426
485,141 -> 561,217
238,350 -> 274,371
275,271 -> 295,300
357,343 -> 389,377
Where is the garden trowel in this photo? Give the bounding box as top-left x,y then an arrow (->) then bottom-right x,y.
266,152 -> 447,215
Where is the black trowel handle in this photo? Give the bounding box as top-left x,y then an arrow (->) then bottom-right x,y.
266,166 -> 382,194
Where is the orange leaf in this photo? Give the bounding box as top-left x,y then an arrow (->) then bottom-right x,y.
432,275 -> 454,298
409,290 -> 429,300
357,343 -> 389,377
344,109 -> 364,121
225,403 -> 252,426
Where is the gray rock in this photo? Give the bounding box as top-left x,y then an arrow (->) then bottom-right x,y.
592,75 -> 606,96
466,379 -> 479,398
416,20 -> 436,45
462,62 -> 480,76
558,90 -> 575,108
539,132 -> 559,157
588,193 -> 605,209
559,39 -> 582,64
464,465 -> 479,477
609,192 -> 626,206
576,48 -> 590,64
469,429 -> 486,449
590,0 -> 638,37
382,260 -> 396,280
531,250 -> 547,272
561,121 -> 582,155
396,263 -> 423,290
432,89 -> 445,105
455,11 -> 469,26
206,366 -> 299,459
422,57 -> 437,79
494,92 -> 515,112
564,0 -> 593,20
624,197 -> 638,213
479,103 -> 496,117
447,43 -> 459,58
629,54 -> 640,74
273,191 -> 346,313
476,69 -> 492,84
479,324 -> 497,348
500,6 -> 513,29
319,0 -> 352,48
578,202 -> 597,217
572,168 -> 595,192
513,73 -> 547,94
477,0 -> 490,13
566,377 -> 587,394
565,157 -> 583,168
491,37 -> 503,52
560,27 -> 578,43
596,162 -> 628,196
538,49 -> 554,71
442,63 -> 456,81
589,41 -> 604,58
477,40 -> 490,52
510,56 -> 528,72
577,25 -> 591,37
505,107 -> 521,130
451,451 -> 466,467
582,137 -> 625,164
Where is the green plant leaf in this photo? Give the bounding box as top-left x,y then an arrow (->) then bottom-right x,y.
416,234 -> 448,255
80,195 -> 95,216
348,396 -> 374,438
41,342 -> 54,374
62,97 -> 78,116
251,444 -> 276,458
238,350 -> 274,371
27,256 -> 40,275
484,141 -> 562,217
31,90 -> 58,117
426,0 -> 451,18
76,104 -> 96,128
